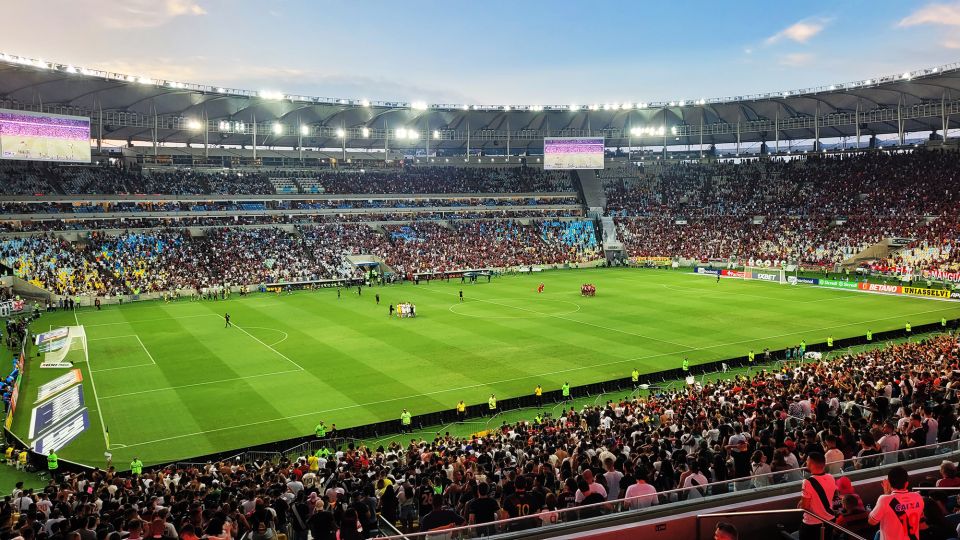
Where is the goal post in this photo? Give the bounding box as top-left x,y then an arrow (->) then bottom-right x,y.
38,325 -> 86,368
742,266 -> 788,285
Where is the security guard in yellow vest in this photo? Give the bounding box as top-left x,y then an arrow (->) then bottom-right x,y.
487,394 -> 497,414
534,385 -> 543,407
631,369 -> 640,385
47,451 -> 58,473
130,457 -> 143,475
827,336 -> 834,348
456,400 -> 466,422
866,329 -> 873,342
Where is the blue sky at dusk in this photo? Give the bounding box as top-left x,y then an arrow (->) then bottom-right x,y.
3,0 -> 959,105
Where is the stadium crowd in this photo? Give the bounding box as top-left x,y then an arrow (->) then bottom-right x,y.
3,334 -> 960,539
0,166 -> 571,196
609,150 -> 960,270
0,219 -> 600,296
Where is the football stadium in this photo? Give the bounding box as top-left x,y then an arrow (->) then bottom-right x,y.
3,2 -> 960,539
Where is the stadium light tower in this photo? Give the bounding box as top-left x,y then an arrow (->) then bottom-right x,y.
300,125 -> 310,136
362,126 -> 370,138
272,122 -> 283,135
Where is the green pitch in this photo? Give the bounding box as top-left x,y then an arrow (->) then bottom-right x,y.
13,268 -> 960,468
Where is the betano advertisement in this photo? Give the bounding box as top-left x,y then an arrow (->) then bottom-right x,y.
816,280 -> 958,301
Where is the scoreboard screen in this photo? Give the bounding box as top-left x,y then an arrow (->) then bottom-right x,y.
0,109 -> 91,163
543,137 -> 604,170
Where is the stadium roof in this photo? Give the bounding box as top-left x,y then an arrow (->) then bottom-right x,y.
1,52 -> 959,152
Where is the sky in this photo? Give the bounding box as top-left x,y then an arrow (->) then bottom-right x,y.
2,0 -> 960,105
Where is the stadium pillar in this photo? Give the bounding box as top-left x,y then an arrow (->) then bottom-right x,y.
297,115 -> 303,164
203,109 -> 209,160
341,122 -> 346,163
506,120 -> 510,158
942,91 -> 950,140
735,108 -> 741,155
662,107 -> 668,158
814,102 -> 820,152
466,119 -> 471,162
97,101 -> 103,153
384,119 -> 389,164
699,110 -> 704,158
424,115 -> 429,159
897,94 -> 905,145
153,109 -> 158,157
252,113 -> 257,161
855,101 -> 861,149
774,106 -> 779,153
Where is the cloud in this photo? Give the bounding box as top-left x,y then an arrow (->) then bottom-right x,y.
765,19 -> 827,44
898,2 -> 960,26
945,38 -> 960,48
95,0 -> 207,29
779,53 -> 815,67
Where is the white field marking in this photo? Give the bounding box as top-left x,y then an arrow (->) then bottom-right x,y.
75,309 -> 110,450
112,304 -> 960,449
242,326 -> 290,347
98,368 -> 303,400
448,298 -> 581,319
424,287 -> 692,350
82,313 -> 221,328
135,335 -> 157,365
89,334 -> 139,341
222,316 -> 305,371
87,334 -> 156,370
92,363 -> 157,373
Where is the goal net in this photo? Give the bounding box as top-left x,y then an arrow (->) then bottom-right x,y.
37,326 -> 87,368
742,266 -> 787,285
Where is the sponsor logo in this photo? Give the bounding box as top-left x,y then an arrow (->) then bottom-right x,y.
951,292 -> 960,300
858,283 -> 902,294
901,287 -> 951,298
721,269 -> 745,278
696,267 -> 721,276
754,272 -> 780,282
819,279 -> 859,290
796,277 -> 819,285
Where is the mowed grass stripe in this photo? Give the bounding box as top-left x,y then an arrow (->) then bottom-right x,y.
18,268 -> 960,467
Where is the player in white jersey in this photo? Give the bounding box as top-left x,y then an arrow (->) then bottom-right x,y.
869,466 -> 923,540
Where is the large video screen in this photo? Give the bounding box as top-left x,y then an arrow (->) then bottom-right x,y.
543,137 -> 604,170
0,109 -> 91,163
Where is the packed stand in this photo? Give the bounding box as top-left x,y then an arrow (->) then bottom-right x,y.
4,335 -> 960,538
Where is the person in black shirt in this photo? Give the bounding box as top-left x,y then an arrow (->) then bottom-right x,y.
466,483 -> 500,535
419,494 -> 465,532
503,476 -> 536,531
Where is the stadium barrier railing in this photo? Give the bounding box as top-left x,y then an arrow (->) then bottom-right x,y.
374,439 -> 958,540
695,509 -> 868,540
5,319 -> 957,473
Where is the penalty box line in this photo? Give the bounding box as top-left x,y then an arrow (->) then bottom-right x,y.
109,306 -> 958,449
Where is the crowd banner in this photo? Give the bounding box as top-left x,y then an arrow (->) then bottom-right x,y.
0,299 -> 25,317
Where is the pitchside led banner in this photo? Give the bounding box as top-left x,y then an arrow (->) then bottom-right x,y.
0,109 -> 91,163
543,137 -> 604,170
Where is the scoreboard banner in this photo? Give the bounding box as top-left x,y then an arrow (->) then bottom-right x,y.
543,137 -> 604,170
29,384 -> 84,439
0,109 -> 91,163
